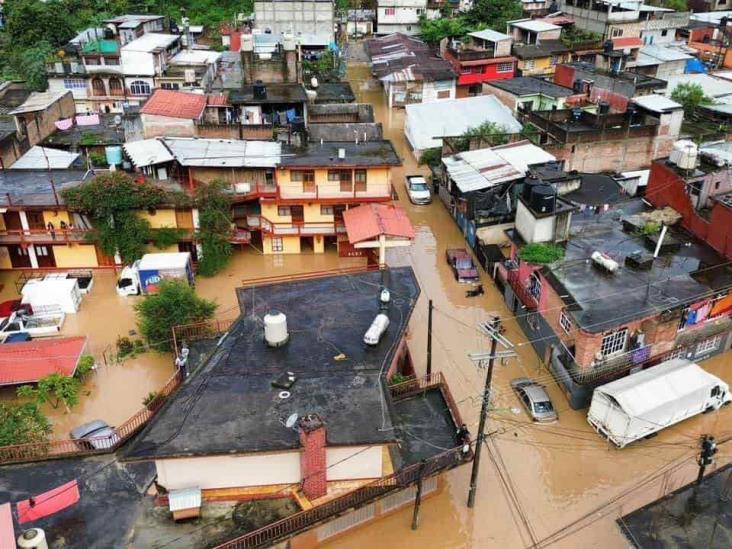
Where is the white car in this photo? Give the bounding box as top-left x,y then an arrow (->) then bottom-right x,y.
405,175 -> 432,205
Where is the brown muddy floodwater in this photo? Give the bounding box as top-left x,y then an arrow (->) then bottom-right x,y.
314,53 -> 732,549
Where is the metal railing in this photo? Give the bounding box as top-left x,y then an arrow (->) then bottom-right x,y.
172,318 -> 237,356
277,183 -> 392,202
389,372 -> 465,428
0,228 -> 89,245
214,445 -> 469,549
240,265 -> 379,288
0,370 -> 182,465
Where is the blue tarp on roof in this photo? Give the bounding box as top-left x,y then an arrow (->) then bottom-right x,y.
685,58 -> 707,74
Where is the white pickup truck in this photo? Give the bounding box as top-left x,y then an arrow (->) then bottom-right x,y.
0,310 -> 65,341
405,175 -> 432,205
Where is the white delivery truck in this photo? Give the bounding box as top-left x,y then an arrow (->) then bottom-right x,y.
587,358 -> 731,448
117,252 -> 194,296
21,277 -> 82,314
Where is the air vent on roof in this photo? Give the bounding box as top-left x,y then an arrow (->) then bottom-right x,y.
272,371 -> 297,390
625,251 -> 653,271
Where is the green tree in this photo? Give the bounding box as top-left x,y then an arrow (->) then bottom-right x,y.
0,401 -> 51,446
4,0 -> 76,49
418,16 -> 470,45
18,373 -> 81,413
62,172 -> 168,264
135,280 -> 217,351
466,0 -> 523,32
195,180 -> 234,277
457,121 -> 510,150
671,82 -> 713,115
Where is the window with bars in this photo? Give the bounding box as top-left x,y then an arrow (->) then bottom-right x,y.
277,206 -> 291,217
271,237 -> 283,253
129,80 -> 151,95
63,79 -> 87,90
528,272 -> 542,300
559,310 -> 572,334
696,336 -> 721,356
321,205 -> 334,215
496,62 -> 513,72
384,7 -> 395,15
600,328 -> 628,357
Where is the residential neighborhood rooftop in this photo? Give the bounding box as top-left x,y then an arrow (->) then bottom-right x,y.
281,140 -> 401,168
229,83 -> 308,104
0,169 -> 91,205
139,89 -> 207,119
536,199 -> 732,332
8,90 -> 71,115
162,137 -> 282,168
487,76 -> 575,97
0,336 -> 88,386
10,146 -> 81,170
120,33 -> 179,52
123,268 -> 420,460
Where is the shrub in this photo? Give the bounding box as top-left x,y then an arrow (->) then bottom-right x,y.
75,355 -> 95,381
0,401 -> 51,446
135,280 -> 217,352
519,243 -> 565,264
117,336 -> 134,358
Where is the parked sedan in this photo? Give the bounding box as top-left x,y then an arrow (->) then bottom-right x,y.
446,248 -> 480,283
510,378 -> 558,422
405,175 -> 432,205
70,420 -> 120,450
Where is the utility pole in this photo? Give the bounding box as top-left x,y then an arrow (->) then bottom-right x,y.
466,316 -> 515,508
411,459 -> 427,530
426,299 -> 433,376
697,434 -> 718,485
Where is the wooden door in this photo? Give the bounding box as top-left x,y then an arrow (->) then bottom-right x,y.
9,245 -> 31,268
26,212 -> 45,230
4,212 -> 22,231
175,209 -> 194,230
34,245 -> 56,268
290,206 -> 304,223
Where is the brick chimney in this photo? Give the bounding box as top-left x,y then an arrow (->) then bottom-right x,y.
299,414 -> 327,500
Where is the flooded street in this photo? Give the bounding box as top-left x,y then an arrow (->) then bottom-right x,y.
316,52 -> 732,548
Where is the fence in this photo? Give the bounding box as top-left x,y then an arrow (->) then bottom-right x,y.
240,265 -> 379,288
172,318 -> 237,357
0,370 -> 182,465
213,446 -> 468,549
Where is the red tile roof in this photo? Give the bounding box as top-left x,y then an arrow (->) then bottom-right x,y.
0,336 -> 87,386
612,37 -> 643,50
343,204 -> 415,244
140,89 -> 207,120
0,504 -> 13,549
206,94 -> 229,107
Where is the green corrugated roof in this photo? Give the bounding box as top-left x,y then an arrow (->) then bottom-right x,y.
82,39 -> 119,54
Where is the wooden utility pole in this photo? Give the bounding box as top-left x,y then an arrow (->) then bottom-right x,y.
426,299 -> 433,376
467,316 -> 515,508
411,460 -> 427,530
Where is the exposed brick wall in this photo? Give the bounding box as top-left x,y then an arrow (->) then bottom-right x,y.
300,419 -> 327,500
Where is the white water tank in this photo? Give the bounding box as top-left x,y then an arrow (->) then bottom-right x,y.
310,76 -> 319,89
591,251 -> 619,273
18,529 -> 48,549
669,140 -> 698,170
264,311 -> 289,347
364,314 -> 390,345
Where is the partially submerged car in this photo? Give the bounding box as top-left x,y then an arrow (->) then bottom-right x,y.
446,248 -> 480,283
510,378 -> 558,422
70,420 -> 120,450
405,175 -> 432,205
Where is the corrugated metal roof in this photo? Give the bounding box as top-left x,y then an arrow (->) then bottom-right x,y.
163,137 -> 282,168
124,138 -> 174,167
8,90 -> 70,115
10,146 -> 80,170
509,19 -> 561,32
170,50 -> 221,65
121,33 -> 179,52
443,142 -> 555,193
169,487 -> 202,512
632,94 -> 682,113
405,95 -> 522,151
468,29 -> 511,43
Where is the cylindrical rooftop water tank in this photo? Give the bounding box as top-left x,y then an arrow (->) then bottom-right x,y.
18,529 -> 48,549
530,185 -> 556,214
264,311 -> 289,347
105,145 -> 122,166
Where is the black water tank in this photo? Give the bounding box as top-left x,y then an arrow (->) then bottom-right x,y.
522,176 -> 543,201
598,101 -> 610,115
253,80 -> 267,100
530,185 -> 556,214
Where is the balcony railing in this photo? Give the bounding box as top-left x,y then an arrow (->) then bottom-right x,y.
446,46 -> 496,62
389,371 -> 465,428
214,444 -> 469,549
253,215 -> 344,237
277,183 -> 392,202
0,228 -> 89,245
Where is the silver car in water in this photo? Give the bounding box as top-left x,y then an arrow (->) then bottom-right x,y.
510,378 -> 558,422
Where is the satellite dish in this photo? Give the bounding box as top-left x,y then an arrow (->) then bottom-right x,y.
285,413 -> 299,428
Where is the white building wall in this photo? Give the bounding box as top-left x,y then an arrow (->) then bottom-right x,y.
47,77 -> 89,101
155,445 -> 386,491
377,0 -> 426,34
515,200 -> 555,243
421,79 -> 457,103
254,0 -> 335,41
121,50 -> 156,76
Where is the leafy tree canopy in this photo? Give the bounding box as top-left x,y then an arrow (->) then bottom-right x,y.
18,373 -> 81,413
465,0 -> 523,33
195,180 -> 234,277
0,401 -> 51,446
671,82 -> 713,115
135,280 -> 217,351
